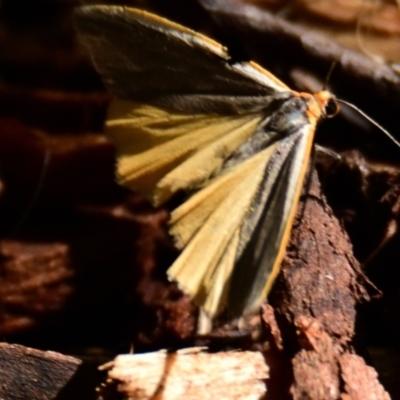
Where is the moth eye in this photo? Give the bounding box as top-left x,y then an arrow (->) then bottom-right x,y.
324,98 -> 339,118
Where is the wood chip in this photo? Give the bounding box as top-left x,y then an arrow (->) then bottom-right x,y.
105,348 -> 268,400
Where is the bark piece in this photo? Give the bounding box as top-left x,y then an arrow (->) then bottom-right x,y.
339,353 -> 390,400
0,342 -> 81,400
273,170 -> 373,343
292,317 -> 391,400
318,149 -> 400,350
104,347 -> 268,400
266,170 -> 383,398
292,317 -> 340,400
261,304 -> 283,351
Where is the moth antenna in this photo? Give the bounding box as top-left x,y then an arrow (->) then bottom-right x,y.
322,61 -> 338,90
10,147 -> 51,235
337,98 -> 400,149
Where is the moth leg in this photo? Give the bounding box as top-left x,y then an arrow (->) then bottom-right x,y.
314,144 -> 341,165
197,309 -> 212,335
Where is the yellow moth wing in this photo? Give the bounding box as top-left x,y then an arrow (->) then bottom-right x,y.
167,145 -> 277,318
107,99 -> 263,205
259,124 -> 315,300
153,116 -> 262,205
228,123 -> 316,315
199,229 -> 240,330
169,142 -> 278,249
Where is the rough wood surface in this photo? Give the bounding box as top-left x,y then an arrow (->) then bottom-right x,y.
0,342 -> 81,400
267,170 -> 389,400
274,170 -> 373,342
339,353 -> 390,400
104,348 -> 268,400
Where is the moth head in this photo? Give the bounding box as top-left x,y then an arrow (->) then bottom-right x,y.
314,90 -> 340,119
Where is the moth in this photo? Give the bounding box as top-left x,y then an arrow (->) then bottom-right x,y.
75,5 -> 344,331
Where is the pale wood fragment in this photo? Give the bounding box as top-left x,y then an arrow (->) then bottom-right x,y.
105,347 -> 268,400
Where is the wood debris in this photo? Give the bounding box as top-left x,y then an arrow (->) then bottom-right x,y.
0,342 -> 81,400
104,347 -> 268,400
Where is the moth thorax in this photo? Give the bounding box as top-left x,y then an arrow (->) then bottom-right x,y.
268,96 -> 310,136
